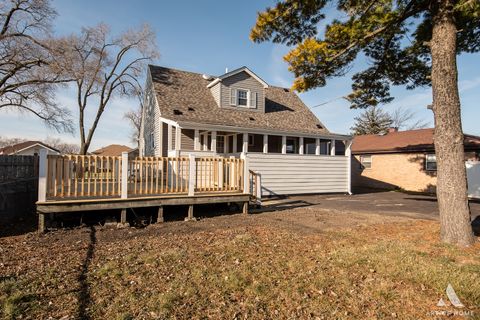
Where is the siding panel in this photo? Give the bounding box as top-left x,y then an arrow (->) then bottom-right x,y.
247,153 -> 349,196
220,71 -> 265,112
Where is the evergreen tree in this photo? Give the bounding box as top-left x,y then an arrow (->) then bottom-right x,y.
251,0 -> 480,246
351,106 -> 393,135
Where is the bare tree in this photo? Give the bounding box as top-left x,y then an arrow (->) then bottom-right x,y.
390,107 -> 430,130
0,136 -> 26,148
61,24 -> 159,154
124,104 -> 142,146
0,0 -> 72,131
43,137 -> 79,154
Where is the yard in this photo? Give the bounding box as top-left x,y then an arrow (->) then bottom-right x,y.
1,192 -> 479,319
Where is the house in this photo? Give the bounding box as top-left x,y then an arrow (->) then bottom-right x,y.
351,128 -> 480,193
91,144 -> 137,157
139,65 -> 352,196
0,141 -> 60,156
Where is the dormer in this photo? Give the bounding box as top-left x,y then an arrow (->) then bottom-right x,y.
207,67 -> 268,113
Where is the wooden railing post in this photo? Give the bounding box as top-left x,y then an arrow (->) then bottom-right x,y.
121,152 -> 128,199
241,153 -> 249,194
37,149 -> 47,202
188,154 -> 196,196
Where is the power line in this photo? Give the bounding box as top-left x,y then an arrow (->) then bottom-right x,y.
310,95 -> 347,108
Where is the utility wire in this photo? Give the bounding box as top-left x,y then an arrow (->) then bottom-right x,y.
310,95 -> 348,108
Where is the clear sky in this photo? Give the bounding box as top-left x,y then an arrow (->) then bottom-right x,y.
1,0 -> 479,150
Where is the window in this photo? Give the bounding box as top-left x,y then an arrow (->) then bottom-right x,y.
286,137 -> 298,154
230,88 -> 257,108
150,132 -> 155,150
360,155 -> 371,169
237,89 -> 248,106
426,154 -> 437,171
248,134 -> 254,146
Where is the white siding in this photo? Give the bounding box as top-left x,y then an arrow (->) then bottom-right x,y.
247,153 -> 349,196
142,72 -> 163,157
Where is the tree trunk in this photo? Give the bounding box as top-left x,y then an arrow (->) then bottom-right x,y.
430,0 -> 475,246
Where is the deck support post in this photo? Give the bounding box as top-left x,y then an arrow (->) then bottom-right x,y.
185,205 -> 195,221
345,140 -> 352,195
38,149 -> 47,202
281,136 -> 287,154
157,206 -> 164,223
330,139 -> 336,156
315,138 -> 320,155
120,209 -> 127,224
167,124 -> 173,152
241,153 -> 249,194
38,212 -> 45,233
242,201 -> 249,215
299,137 -> 304,155
121,152 -> 128,199
188,154 -> 196,196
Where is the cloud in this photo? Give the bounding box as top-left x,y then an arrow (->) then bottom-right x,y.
459,76 -> 480,92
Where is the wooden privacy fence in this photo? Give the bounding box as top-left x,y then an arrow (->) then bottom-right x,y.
42,153 -> 246,200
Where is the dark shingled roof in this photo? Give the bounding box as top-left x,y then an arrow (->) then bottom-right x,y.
149,65 -> 338,136
352,128 -> 480,154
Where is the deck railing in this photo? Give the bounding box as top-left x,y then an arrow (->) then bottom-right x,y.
40,153 -> 246,201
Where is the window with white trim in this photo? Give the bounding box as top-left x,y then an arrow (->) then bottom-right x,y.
425,154 -> 437,171
237,89 -> 248,106
230,88 -> 257,108
360,155 -> 371,169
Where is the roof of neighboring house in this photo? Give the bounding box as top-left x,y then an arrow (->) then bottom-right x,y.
149,65 -> 344,137
0,141 -> 60,155
91,144 -> 133,157
352,128 -> 480,154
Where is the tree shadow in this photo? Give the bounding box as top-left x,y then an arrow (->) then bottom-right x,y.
472,215 -> 480,236
76,226 -> 96,320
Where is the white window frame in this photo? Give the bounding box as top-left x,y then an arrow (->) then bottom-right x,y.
425,154 -> 437,171
360,155 -> 372,169
230,88 -> 257,108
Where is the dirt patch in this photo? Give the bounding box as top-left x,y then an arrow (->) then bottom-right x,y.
1,207 -> 479,319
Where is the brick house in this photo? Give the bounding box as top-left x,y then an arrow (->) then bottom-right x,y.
351,128 -> 480,193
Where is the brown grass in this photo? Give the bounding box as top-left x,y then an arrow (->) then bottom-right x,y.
1,217 -> 479,319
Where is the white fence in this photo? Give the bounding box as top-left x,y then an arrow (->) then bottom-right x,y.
246,153 -> 350,196
466,161 -> 480,199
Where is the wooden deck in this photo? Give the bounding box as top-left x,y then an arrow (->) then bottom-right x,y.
36,152 -> 259,232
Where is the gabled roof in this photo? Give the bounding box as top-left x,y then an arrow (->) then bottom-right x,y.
91,144 -> 133,157
206,66 -> 268,88
0,141 -> 59,155
148,65 -> 341,137
352,128 -> 480,154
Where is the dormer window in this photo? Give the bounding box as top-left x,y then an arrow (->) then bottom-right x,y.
238,89 -> 248,106
230,88 -> 257,108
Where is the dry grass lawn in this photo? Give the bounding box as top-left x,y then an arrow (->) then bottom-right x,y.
1,208 -> 479,319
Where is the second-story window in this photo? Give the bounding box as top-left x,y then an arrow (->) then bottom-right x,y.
237,89 -> 248,106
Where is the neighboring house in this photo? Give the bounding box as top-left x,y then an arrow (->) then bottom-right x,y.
91,144 -> 137,157
0,141 -> 60,156
351,128 -> 480,193
139,65 -> 352,196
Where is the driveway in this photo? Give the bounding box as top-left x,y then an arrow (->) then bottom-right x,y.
260,190 -> 480,222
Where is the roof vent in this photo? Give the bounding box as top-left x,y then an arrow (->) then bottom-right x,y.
316,124 -> 323,129
249,117 -> 255,121
173,109 -> 183,115
283,88 -> 289,92
188,107 -> 195,111
202,74 -> 214,80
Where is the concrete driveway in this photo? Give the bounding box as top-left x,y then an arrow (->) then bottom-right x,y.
261,190 -> 480,222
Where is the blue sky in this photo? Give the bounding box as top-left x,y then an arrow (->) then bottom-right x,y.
1,0 -> 479,150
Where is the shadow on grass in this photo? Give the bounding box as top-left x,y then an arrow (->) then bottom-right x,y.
76,226 -> 96,320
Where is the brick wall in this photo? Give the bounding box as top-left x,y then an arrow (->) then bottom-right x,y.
352,151 -> 479,193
